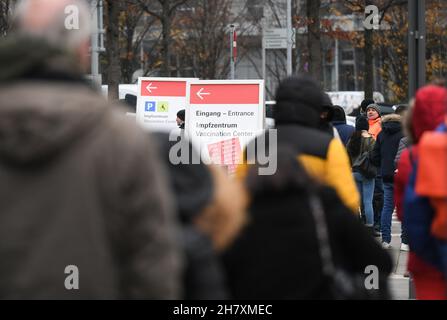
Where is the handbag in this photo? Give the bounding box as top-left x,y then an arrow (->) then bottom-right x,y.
352,138 -> 377,179
308,194 -> 390,300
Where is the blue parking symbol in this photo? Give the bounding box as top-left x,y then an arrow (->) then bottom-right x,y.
145,101 -> 156,112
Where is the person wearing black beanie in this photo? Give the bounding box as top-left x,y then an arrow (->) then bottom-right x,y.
274,75 -> 325,128
332,105 -> 355,146
361,99 -> 376,114
246,74 -> 360,213
347,113 -> 377,236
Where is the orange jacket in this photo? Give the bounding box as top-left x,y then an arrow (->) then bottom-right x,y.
416,131 -> 447,240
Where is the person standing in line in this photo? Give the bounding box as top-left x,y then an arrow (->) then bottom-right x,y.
371,114 -> 404,249
332,105 -> 355,147
347,117 -> 377,236
366,104 -> 383,140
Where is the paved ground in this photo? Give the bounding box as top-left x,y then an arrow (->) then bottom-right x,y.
384,213 -> 413,300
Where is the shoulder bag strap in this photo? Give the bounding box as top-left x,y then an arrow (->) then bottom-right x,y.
309,193 -> 336,276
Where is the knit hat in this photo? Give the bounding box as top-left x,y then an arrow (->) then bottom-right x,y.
360,99 -> 375,113
366,103 -> 381,116
355,116 -> 369,131
274,75 -> 325,127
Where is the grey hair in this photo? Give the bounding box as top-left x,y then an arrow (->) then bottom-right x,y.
13,0 -> 92,52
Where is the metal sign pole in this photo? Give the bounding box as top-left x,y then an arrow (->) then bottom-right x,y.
230,25 -> 235,80
286,0 -> 293,76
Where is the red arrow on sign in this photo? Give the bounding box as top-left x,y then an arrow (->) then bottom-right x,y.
141,81 -> 186,97
190,84 -> 260,104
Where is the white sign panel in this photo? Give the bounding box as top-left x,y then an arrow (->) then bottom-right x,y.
264,28 -> 288,38
263,28 -> 296,49
186,80 -> 264,173
136,77 -> 196,132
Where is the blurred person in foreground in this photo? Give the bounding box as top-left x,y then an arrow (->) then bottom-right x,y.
154,133 -> 248,299
395,84 -> 447,299
0,0 -> 181,299
239,75 -> 359,213
223,147 -> 392,299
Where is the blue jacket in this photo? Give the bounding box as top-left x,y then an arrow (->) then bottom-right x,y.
332,121 -> 355,146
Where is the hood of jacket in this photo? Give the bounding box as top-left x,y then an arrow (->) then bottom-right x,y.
273,75 -> 325,128
381,114 -> 402,135
0,35 -> 85,83
412,85 -> 447,143
0,36 -> 106,167
332,105 -> 347,123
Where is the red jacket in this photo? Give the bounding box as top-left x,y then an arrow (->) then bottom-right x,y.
395,148 -> 443,275
394,85 -> 447,298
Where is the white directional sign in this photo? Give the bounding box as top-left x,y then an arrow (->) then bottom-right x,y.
263,28 -> 296,49
136,77 -> 196,132
186,80 -> 265,173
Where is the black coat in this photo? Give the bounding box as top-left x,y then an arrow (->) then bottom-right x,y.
181,227 -> 228,300
370,115 -> 404,182
153,132 -> 228,300
222,186 -> 393,300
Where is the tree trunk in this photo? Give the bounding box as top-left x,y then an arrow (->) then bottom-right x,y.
106,0 -> 121,100
292,0 -> 298,73
364,0 -> 374,100
306,0 -> 322,83
161,1 -> 171,76
122,26 -> 135,84
161,16 -> 171,76
0,0 -> 13,36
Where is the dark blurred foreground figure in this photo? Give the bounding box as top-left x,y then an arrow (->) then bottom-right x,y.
0,0 -> 181,299
395,84 -> 447,299
223,147 -> 393,300
154,133 -> 248,299
263,75 -> 359,213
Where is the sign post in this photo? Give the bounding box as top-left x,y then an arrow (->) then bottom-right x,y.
136,77 -> 196,132
186,80 -> 265,173
230,25 -> 236,80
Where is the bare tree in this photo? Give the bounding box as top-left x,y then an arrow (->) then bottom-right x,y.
0,0 -> 16,36
104,0 -> 122,100
138,0 -> 190,76
306,0 -> 322,82
344,0 -> 408,99
120,1 -> 159,83
175,0 -> 234,79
